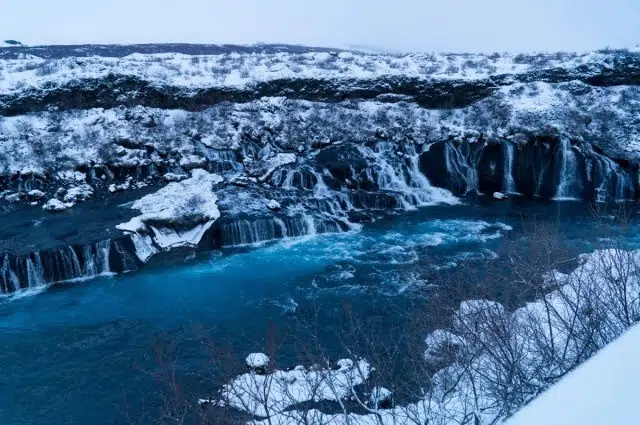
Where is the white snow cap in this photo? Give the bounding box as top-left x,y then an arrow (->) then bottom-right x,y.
267,199 -> 281,211
246,353 -> 270,369
42,198 -> 72,212
27,189 -> 45,200
370,386 -> 393,405
493,192 -> 507,200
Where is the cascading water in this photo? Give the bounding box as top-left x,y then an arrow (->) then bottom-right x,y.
422,138 -> 636,202
555,138 -> 580,200
25,253 -> 45,288
444,143 -> 481,194
82,240 -> 112,277
0,240 -> 122,295
357,143 -> 457,208
594,155 -> 633,202
503,142 -> 517,194
0,254 -> 21,293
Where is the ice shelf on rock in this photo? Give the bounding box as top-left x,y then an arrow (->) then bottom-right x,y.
116,169 -> 223,262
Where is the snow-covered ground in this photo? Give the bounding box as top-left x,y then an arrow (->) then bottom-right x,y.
0,49 -> 625,94
506,322 -> 640,425
201,358 -> 371,418
1,81 -> 639,179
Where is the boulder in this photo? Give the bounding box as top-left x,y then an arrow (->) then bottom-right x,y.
369,387 -> 393,409
43,199 -> 72,212
63,184 -> 94,203
266,199 -> 281,211
4,193 -> 22,203
493,192 -> 507,200
246,353 -> 270,372
27,189 -> 45,201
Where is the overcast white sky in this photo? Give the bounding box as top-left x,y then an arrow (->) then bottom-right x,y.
2,0 -> 638,52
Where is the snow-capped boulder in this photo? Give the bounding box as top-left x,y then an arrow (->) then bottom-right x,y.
27,190 -> 45,201
116,170 -> 223,262
187,129 -> 201,140
42,199 -> 72,212
141,115 -> 156,128
63,184 -> 94,203
266,199 -> 281,211
202,357 -> 371,417
109,178 -> 132,194
179,154 -> 207,170
369,387 -> 393,409
57,171 -> 86,183
424,329 -> 466,362
493,192 -> 507,200
4,193 -> 22,203
164,173 -> 188,182
246,353 -> 270,370
336,358 -> 354,371
245,153 -> 297,180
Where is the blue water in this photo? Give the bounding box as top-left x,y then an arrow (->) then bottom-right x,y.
1,200 -> 637,424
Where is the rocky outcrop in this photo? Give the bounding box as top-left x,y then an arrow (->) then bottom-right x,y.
420,136 -> 638,201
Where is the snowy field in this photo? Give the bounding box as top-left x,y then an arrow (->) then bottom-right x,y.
0,47 -> 637,94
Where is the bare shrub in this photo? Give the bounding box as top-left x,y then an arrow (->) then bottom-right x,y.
35,61 -> 59,76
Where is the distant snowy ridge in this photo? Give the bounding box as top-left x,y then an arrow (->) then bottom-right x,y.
1,48 -> 639,115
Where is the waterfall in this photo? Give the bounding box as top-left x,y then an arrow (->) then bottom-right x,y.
274,218 -> 288,238
503,142 -> 517,193
83,245 -> 97,276
53,247 -> 82,280
594,156 -> 633,202
444,143 -> 480,194
0,239 -> 123,294
0,254 -> 20,293
217,215 -> 346,248
25,253 -> 45,288
304,215 -> 317,236
407,147 -> 458,205
97,240 -> 111,274
555,138 -> 580,200
220,218 -> 286,246
356,143 -> 457,208
83,240 -> 112,277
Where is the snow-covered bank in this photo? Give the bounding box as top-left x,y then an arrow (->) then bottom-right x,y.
506,322 -> 640,425
204,248 -> 640,425
201,358 -> 371,418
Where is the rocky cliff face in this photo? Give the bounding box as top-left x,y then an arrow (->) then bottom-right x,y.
1,45 -> 640,293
